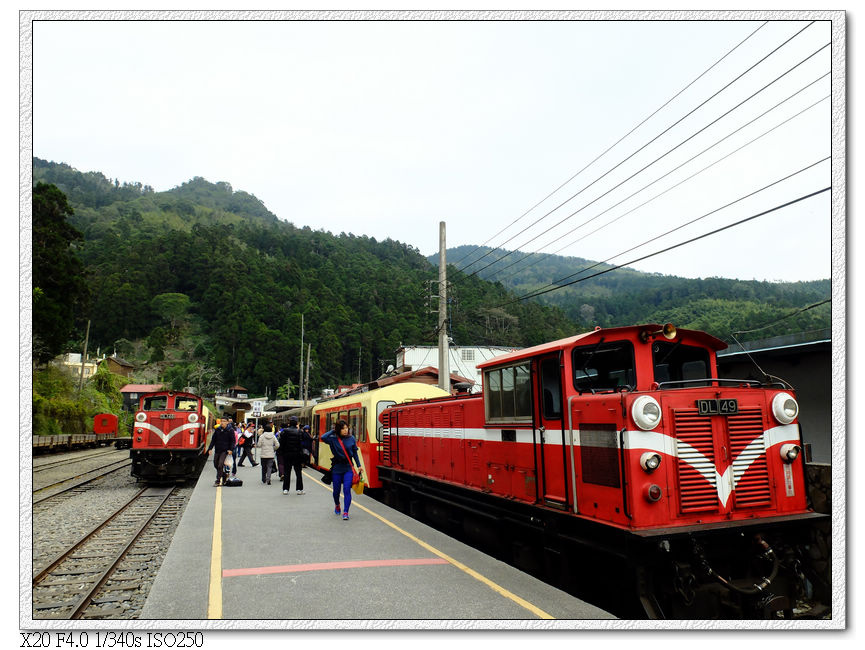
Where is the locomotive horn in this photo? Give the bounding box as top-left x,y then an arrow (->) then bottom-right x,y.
640,323 -> 677,343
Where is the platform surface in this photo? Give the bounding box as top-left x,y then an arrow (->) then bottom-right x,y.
141,460 -> 615,625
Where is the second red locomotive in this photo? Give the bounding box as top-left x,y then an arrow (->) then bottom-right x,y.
128,390 -> 214,482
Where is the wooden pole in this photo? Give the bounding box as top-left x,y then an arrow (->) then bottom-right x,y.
77,319 -> 91,394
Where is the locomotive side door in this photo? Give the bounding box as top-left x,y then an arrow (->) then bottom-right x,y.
534,354 -> 569,507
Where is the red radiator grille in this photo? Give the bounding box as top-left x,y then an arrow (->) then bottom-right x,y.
728,407 -> 772,508
673,410 -> 719,513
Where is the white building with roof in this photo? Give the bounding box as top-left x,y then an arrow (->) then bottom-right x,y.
394,344 -> 520,392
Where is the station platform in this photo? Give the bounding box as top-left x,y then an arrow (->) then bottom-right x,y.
141,460 -> 615,624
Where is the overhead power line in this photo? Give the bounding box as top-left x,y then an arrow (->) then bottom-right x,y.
510,156 -> 830,302
469,36 -> 829,280
731,299 -> 831,335
495,83 -> 830,283
459,21 -> 816,275
450,21 -> 769,271
496,185 -> 831,307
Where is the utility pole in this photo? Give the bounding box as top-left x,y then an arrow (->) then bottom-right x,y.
77,319 -> 91,395
299,313 -> 304,400
438,222 -> 449,393
304,343 -> 311,406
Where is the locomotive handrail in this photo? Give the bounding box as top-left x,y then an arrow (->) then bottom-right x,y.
656,378 -> 763,389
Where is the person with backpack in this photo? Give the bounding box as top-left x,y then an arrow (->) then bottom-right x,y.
278,416 -> 306,495
237,422 -> 258,467
320,419 -> 362,520
256,423 -> 280,485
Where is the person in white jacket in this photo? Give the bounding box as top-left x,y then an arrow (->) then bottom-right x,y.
256,423 -> 280,485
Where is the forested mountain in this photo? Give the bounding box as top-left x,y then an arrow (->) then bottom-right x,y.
32,159 -> 575,396
433,246 -> 830,342
33,158 -> 829,398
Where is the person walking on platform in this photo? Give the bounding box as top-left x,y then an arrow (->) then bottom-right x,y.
237,422 -> 258,467
320,419 -> 362,520
275,424 -> 286,480
301,425 -> 315,466
256,423 -> 280,484
206,416 -> 236,486
278,416 -> 306,495
230,420 -> 240,478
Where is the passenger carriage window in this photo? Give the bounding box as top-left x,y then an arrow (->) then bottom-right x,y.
572,342 -> 635,393
652,342 -> 710,386
349,409 -> 363,442
142,396 -> 168,411
484,363 -> 532,423
175,397 -> 198,411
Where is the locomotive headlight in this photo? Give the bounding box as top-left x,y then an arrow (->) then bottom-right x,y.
135,412 -> 146,422
188,413 -> 199,423
772,392 -> 799,424
780,443 -> 801,463
632,396 -> 662,430
640,452 -> 662,473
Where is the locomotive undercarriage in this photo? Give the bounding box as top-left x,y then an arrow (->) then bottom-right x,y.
376,467 -> 830,620
130,447 -> 208,483
638,522 -> 831,619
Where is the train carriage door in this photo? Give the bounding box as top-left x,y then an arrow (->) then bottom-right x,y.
535,354 -> 568,507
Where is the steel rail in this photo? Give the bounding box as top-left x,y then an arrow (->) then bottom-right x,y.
33,449 -> 125,473
33,460 -> 132,505
32,487 -> 149,584
69,488 -> 175,620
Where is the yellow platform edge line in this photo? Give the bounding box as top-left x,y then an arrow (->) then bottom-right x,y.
207,484 -> 223,619
305,471 -> 554,620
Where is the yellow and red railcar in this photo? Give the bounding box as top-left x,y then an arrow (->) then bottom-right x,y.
377,324 -> 828,618
279,383 -> 451,487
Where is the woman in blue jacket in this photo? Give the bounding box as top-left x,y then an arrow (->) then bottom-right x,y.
320,419 -> 362,520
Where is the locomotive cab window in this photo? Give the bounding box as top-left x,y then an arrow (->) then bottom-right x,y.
142,396 -> 168,411
175,397 -> 198,411
572,341 -> 635,393
485,363 -> 532,423
540,358 -> 562,419
653,341 -> 711,386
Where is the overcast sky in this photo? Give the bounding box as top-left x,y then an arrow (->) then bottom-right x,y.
29,14 -> 838,285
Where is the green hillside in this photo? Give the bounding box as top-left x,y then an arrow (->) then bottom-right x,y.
32,159 -> 575,396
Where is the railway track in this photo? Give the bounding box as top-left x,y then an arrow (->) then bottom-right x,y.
32,486 -> 180,620
34,449 -> 124,473
33,459 -> 133,505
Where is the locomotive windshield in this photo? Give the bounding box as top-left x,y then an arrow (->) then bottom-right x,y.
176,397 -> 198,411
652,341 -> 711,386
572,341 -> 635,393
142,395 -> 168,411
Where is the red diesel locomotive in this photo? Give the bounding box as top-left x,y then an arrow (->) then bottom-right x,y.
128,390 -> 214,482
376,324 -> 828,618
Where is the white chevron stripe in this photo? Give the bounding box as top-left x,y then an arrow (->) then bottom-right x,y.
138,421 -> 202,445
391,422 -> 797,508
